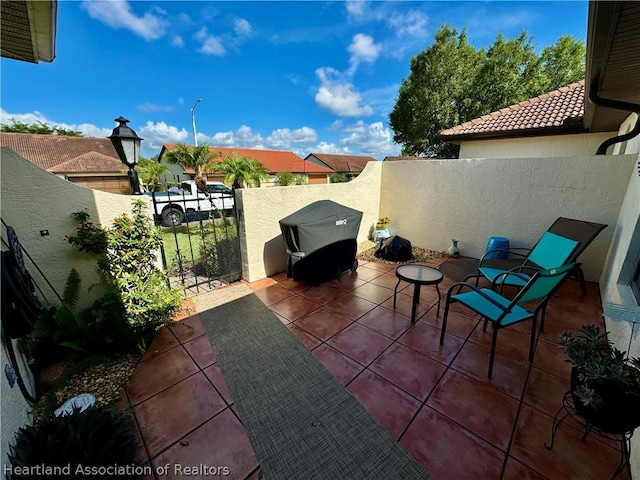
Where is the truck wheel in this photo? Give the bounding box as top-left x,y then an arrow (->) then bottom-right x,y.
161,207 -> 184,227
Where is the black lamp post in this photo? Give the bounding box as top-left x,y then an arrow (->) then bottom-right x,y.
109,116 -> 143,195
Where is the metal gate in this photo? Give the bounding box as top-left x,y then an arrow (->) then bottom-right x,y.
150,185 -> 242,294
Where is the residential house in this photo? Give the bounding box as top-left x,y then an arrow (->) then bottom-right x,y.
0,132 -> 130,194
304,153 -> 377,181
439,80 -> 619,158
158,145 -> 333,186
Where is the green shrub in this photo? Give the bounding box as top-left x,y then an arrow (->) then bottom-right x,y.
8,405 -> 141,479
198,237 -> 241,282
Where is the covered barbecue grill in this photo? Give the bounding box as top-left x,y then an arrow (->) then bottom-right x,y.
279,200 -> 363,284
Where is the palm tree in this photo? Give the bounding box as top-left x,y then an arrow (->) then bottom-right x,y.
135,157 -> 170,192
164,143 -> 217,193
207,153 -> 269,188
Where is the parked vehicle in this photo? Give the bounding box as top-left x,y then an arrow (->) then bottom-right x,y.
146,181 -> 235,227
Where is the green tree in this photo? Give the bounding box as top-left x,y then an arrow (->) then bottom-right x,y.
389,26 -> 481,158
136,156 -> 170,192
275,172 -> 308,186
163,143 -> 216,192
208,153 -> 269,188
0,119 -> 82,136
539,35 -> 586,91
389,26 -> 586,158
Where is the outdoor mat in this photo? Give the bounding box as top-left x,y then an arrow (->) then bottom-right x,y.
200,292 -> 433,480
438,257 -> 480,283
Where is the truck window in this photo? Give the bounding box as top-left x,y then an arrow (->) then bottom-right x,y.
181,182 -> 194,195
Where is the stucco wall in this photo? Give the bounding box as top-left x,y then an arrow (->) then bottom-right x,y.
1,342 -> 32,470
459,132 -> 616,159
236,162 -> 382,282
598,113 -> 640,478
379,155 -> 635,282
1,148 -> 152,473
1,148 -> 152,307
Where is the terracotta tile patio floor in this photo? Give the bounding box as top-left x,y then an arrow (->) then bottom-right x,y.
122,257 -> 630,480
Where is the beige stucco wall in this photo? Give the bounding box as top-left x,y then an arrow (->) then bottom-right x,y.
598,113 -> 640,477
1,148 -> 151,306
236,162 -> 382,282
1,148 -> 152,472
380,155 -> 635,282
459,132 -> 616,159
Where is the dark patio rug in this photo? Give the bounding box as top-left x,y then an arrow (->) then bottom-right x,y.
438,257 -> 480,283
200,292 -> 433,480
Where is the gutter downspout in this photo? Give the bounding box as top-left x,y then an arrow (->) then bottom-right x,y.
589,79 -> 640,155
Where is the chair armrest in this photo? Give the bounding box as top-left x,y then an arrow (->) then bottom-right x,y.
447,282 -> 510,312
491,270 -> 531,290
479,247 -> 531,266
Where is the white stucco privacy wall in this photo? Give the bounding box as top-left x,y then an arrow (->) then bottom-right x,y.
1,148 -> 151,306
459,132 -> 616,159
1,148 -> 151,471
379,155 -> 636,281
236,162 -> 382,282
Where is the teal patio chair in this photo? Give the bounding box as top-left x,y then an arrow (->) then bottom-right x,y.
469,231 -> 580,290
472,217 -> 607,293
440,263 -> 581,378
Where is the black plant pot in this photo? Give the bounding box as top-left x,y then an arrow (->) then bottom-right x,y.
570,368 -> 640,434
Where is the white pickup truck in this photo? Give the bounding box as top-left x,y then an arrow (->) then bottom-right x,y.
146,181 -> 235,227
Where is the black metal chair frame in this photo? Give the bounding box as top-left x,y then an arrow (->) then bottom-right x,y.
440,264 -> 580,378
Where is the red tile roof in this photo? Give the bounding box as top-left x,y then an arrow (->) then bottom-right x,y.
0,132 -> 125,173
160,145 -> 333,174
440,81 -> 585,141
304,153 -> 377,172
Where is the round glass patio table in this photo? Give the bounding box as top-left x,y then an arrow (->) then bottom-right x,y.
393,264 -> 444,323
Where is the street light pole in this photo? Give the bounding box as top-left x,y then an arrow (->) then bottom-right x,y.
191,98 -> 202,147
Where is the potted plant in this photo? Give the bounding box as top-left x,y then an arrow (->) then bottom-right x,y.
375,217 -> 390,229
558,324 -> 640,434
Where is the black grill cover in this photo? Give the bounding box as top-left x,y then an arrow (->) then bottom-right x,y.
280,200 -> 362,256
279,200 -> 363,284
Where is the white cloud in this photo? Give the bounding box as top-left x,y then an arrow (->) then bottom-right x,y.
315,67 -> 374,117
210,131 -> 235,146
235,125 -> 264,147
81,0 -> 168,41
328,120 -> 343,131
266,127 -> 317,149
138,121 -> 189,151
313,141 -> 351,154
345,0 -> 370,20
171,35 -> 185,48
136,103 -> 173,113
388,10 -> 428,38
348,33 -> 381,66
340,121 -> 399,157
234,18 -> 252,37
195,27 -> 226,56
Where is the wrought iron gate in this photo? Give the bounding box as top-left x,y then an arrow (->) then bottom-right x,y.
150,187 -> 242,294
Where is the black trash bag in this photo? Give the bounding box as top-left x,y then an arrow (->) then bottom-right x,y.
374,235 -> 412,262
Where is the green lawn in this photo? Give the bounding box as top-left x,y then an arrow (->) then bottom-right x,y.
159,221 -> 237,267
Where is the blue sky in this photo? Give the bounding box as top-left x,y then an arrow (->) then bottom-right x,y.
1,1 -> 588,159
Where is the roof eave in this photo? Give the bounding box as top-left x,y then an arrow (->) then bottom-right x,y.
440,124 -> 586,143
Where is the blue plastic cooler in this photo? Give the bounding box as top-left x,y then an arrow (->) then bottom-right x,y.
485,236 -> 509,260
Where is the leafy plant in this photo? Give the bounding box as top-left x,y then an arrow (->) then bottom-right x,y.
208,152 -> 269,188
8,405 -> 140,478
376,217 -> 390,228
65,210 -> 107,255
100,201 -> 183,337
559,325 -> 640,409
198,236 -> 241,282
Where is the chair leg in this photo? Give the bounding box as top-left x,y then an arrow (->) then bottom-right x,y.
439,296 -> 453,345
482,317 -> 489,332
393,278 -> 401,309
529,316 -> 537,362
488,324 -> 499,378
578,268 -> 586,295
